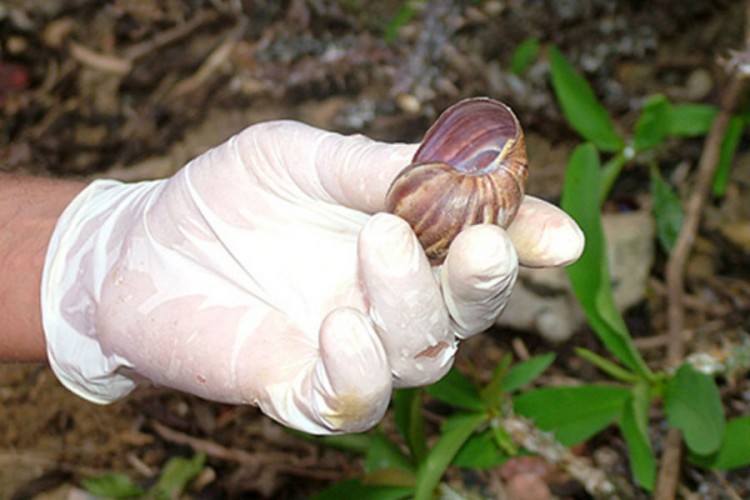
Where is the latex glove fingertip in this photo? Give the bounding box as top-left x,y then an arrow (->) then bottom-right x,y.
315,307 -> 391,433
507,196 -> 585,268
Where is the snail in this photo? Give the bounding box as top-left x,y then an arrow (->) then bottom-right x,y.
385,97 -> 528,265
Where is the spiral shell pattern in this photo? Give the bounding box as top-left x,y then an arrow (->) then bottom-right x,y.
385,98 -> 528,265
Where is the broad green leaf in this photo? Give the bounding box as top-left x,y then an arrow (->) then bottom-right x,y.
413,412 -> 486,500
152,453 -> 205,500
452,428 -> 511,469
667,104 -> 717,137
425,367 -> 484,411
664,363 -> 725,455
650,165 -> 685,253
634,95 -> 671,152
562,144 -> 652,378
689,416 -> 750,470
514,385 -> 630,446
619,383 -> 656,491
501,353 -> 556,393
393,389 -> 427,464
713,115 -> 745,197
313,479 -> 412,500
81,473 -> 144,498
365,431 -> 415,474
510,38 -> 541,74
549,46 -> 624,152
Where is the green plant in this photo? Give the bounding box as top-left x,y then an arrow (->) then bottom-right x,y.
546,45 -> 750,491
312,354 -> 562,499
81,452 -> 206,499
383,1 -> 424,43
509,38 -> 541,75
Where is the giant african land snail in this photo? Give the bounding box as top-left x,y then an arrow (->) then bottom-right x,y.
385,97 -> 528,265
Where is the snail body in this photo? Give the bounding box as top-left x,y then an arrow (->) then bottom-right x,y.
385,97 -> 528,265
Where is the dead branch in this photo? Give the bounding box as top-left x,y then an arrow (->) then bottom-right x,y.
69,9 -> 221,79
150,420 -> 344,481
69,41 -> 132,75
168,19 -> 247,98
123,10 -> 219,61
502,414 -> 615,497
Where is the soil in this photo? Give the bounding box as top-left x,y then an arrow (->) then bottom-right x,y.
1,1 -> 750,498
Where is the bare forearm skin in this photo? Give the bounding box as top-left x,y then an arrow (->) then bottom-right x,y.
0,172 -> 86,361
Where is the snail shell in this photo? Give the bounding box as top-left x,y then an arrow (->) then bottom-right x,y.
385,97 -> 528,265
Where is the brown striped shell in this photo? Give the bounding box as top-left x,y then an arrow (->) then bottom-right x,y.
385,97 -> 528,265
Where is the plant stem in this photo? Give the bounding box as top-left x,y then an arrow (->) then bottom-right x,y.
599,150 -> 629,204
575,347 -> 640,384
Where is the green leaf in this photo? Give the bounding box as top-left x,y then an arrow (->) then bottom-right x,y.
413,412 -> 487,500
510,38 -> 541,74
689,415 -> 750,470
480,354 -> 512,409
362,468 -> 416,489
81,473 -> 144,498
634,95 -> 671,152
383,2 -> 420,42
650,165 -> 685,253
488,418 -> 519,456
452,428 -> 511,469
667,104 -> 717,137
663,363 -> 725,455
514,385 -> 630,446
562,144 -> 652,378
549,46 -> 624,152
501,353 -> 556,393
713,115 -> 745,197
425,367 -> 484,411
299,432 -> 372,454
365,431 -> 415,474
313,479 -> 413,500
152,453 -> 206,500
393,389 -> 427,464
619,383 -> 656,491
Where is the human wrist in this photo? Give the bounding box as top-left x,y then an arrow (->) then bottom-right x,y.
0,173 -> 86,361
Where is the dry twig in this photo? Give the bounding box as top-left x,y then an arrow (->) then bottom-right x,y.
168,19 -> 247,98
123,10 -> 219,61
69,41 -> 132,75
655,3 -> 750,497
501,414 -> 615,497
151,420 -> 344,481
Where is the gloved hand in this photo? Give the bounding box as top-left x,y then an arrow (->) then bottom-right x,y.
41,119 -> 583,434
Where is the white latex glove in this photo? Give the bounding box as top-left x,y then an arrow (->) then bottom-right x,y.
41,120 -> 583,434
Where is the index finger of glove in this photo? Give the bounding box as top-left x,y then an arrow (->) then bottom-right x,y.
231,121 -> 416,214
315,131 -> 418,213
